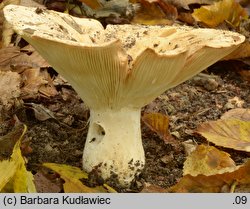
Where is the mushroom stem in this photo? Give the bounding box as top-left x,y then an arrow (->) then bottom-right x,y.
82,107 -> 145,186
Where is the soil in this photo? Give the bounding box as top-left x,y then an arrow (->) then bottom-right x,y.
1,61 -> 249,192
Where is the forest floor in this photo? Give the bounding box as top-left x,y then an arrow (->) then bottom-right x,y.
3,61 -> 247,192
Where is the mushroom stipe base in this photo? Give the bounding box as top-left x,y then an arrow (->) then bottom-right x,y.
82,108 -> 145,187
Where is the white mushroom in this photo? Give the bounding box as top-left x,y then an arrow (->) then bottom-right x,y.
4,5 -> 245,187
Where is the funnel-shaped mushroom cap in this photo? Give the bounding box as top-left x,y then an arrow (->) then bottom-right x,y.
4,5 -> 245,109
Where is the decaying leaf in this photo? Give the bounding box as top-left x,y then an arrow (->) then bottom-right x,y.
224,42 -> 250,60
78,0 -> 102,9
33,171 -> 63,193
0,70 -> 21,106
0,45 -> 48,71
221,108 -> 250,121
141,183 -> 168,193
43,163 -> 116,193
142,112 -> 171,140
0,123 -> 25,159
196,119 -> 250,152
21,68 -> 58,99
192,0 -> 248,27
183,145 -> 236,176
0,124 -> 36,192
170,160 -> 250,192
132,0 -> 174,25
165,0 -> 216,10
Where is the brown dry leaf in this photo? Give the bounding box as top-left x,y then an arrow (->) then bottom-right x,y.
183,145 -> 236,176
238,69 -> 250,82
192,0 -> 248,27
21,68 -> 57,99
33,171 -> 62,193
132,0 -> 174,25
78,0 -> 102,9
0,46 -> 20,70
20,0 -> 45,7
178,12 -> 195,25
21,68 -> 47,98
170,160 -> 250,192
24,103 -> 56,121
0,46 -> 48,72
167,0 -> 215,10
141,183 -> 168,192
0,70 -> 21,106
224,42 -> 250,60
221,108 -> 250,121
142,112 -> 171,140
0,124 -> 24,159
196,119 -> 250,152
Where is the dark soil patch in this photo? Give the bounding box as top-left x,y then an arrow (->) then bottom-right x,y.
1,62 -> 249,192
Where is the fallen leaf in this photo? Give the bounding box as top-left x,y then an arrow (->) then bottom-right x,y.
192,0 -> 248,27
0,71 -> 21,107
182,140 -> 197,156
0,124 -> 36,192
224,42 -> 250,60
33,171 -> 62,193
21,68 -> 57,99
0,46 -> 20,70
0,160 -> 18,191
141,182 -> 167,192
183,145 -> 236,176
196,119 -> 250,152
142,112 -> 171,140
78,0 -> 102,9
170,160 -> 250,192
178,12 -> 195,25
221,108 -> 250,121
0,124 -> 24,159
13,162 -> 36,192
43,163 -> 116,193
238,69 -> 250,82
168,0 -> 215,10
24,103 -> 57,121
132,0 -> 174,25
43,163 -> 88,180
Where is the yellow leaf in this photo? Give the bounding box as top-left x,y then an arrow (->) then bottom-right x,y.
192,0 -> 248,27
196,119 -> 250,152
13,162 -> 36,193
183,145 -> 236,176
43,163 -> 88,180
43,163 -> 117,193
170,160 -> 250,192
142,112 -> 170,140
0,124 -> 27,192
0,160 -> 18,191
64,180 -> 107,193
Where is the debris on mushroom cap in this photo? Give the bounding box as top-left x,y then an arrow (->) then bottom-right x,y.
3,5 -> 245,109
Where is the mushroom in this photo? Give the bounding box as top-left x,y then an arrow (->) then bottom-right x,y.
4,5 -> 245,187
